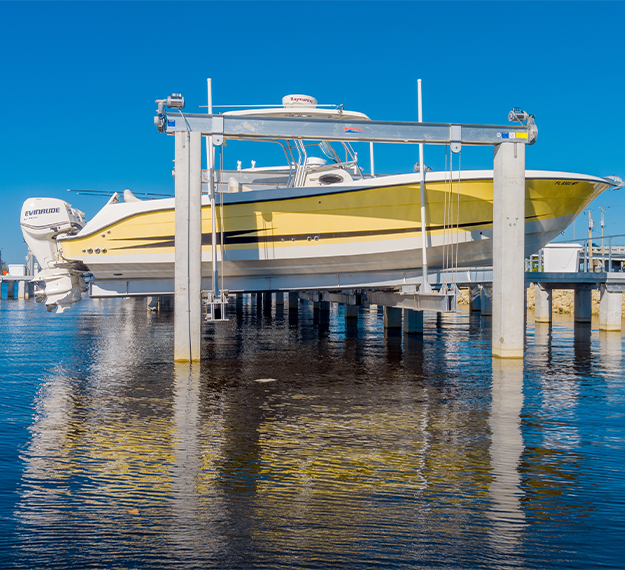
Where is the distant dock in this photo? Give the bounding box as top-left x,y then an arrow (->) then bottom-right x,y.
0,276 -> 34,299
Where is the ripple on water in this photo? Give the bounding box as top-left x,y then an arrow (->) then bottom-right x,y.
0,298 -> 624,568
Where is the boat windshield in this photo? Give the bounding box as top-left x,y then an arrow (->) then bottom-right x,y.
213,137 -> 363,192
319,141 -> 341,164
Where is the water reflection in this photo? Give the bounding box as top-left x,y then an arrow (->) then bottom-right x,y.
598,330 -> 623,381
489,358 -> 525,556
533,322 -> 553,368
4,299 -> 623,568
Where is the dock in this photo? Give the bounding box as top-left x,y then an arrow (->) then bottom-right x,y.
0,276 -> 34,299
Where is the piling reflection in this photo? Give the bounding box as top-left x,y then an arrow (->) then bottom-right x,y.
598,330 -> 623,380
489,358 -> 525,555
170,363 -> 223,557
533,322 -> 553,368
573,322 -> 593,375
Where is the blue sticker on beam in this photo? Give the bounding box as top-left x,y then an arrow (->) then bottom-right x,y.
168,120 -> 176,127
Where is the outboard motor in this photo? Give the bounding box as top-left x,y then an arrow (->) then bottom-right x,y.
20,198 -> 87,313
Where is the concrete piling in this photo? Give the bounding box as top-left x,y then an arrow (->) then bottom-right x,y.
480,286 -> 493,316
403,309 -> 424,334
147,296 -> 158,311
574,287 -> 592,323
173,130 -> 202,362
288,292 -> 299,310
17,281 -> 27,299
492,142 -> 525,358
534,284 -> 552,323
383,307 -> 402,329
345,304 -> 359,319
469,286 -> 482,313
599,286 -> 622,332
160,295 -> 174,311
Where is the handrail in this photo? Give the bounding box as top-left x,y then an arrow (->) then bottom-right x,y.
531,234 -> 625,273
553,233 -> 625,244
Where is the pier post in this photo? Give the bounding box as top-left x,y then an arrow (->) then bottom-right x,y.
147,296 -> 158,311
599,285 -> 622,332
403,309 -> 423,334
275,292 -> 284,306
345,304 -> 359,319
574,286 -> 592,323
383,306 -> 402,329
7,281 -> 15,299
492,142 -> 525,358
174,130 -> 202,362
469,286 -> 482,313
481,286 -> 493,316
288,292 -> 299,310
17,280 -> 27,299
161,295 -> 174,312
534,284 -> 552,323
263,291 -> 272,313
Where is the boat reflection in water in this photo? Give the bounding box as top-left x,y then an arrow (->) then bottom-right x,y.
8,298 -> 623,568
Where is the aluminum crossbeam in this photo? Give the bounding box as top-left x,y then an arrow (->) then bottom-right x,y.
298,291 -> 361,305
164,113 -> 532,146
369,291 -> 456,312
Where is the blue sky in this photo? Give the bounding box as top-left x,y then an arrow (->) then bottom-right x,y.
1,1 -> 624,263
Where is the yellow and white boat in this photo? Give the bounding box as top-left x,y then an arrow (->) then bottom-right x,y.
20,96 -> 617,312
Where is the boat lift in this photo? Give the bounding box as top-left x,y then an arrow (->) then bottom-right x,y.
155,92 -> 537,361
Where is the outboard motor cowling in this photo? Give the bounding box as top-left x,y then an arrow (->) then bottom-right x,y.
21,198 -> 86,270
20,198 -> 87,313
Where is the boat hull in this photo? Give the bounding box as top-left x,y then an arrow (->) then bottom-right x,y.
58,170 -> 609,294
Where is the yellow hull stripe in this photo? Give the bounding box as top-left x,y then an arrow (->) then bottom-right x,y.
60,178 -> 606,259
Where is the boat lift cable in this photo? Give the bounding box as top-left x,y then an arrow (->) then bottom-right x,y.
443,152 -> 454,289
443,148 -> 450,287
441,144 -> 461,293
220,147 -> 225,296
455,152 -> 462,292
206,80 -> 220,307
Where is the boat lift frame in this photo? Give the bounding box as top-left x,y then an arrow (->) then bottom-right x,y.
157,98 -> 535,361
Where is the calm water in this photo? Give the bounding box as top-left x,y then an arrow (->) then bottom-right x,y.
0,294 -> 624,569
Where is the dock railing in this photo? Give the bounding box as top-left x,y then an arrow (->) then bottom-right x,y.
528,234 -> 625,274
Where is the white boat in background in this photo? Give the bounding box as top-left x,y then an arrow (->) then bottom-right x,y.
20,94 -> 620,312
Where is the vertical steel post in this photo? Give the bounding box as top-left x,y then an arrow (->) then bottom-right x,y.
600,208 -> 605,272
492,142 -> 525,358
207,79 -> 219,299
417,79 -> 431,293
587,210 -> 594,272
